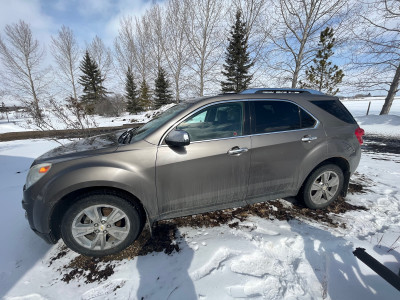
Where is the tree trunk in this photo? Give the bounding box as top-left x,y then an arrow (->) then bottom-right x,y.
380,62 -> 400,115
291,63 -> 300,88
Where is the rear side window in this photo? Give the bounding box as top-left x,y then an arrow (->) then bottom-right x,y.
311,100 -> 356,124
252,101 -> 316,134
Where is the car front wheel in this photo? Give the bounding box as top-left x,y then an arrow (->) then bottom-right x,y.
61,192 -> 143,257
302,164 -> 344,209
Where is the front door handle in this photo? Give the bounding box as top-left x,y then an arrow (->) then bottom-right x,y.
301,135 -> 318,142
228,147 -> 249,156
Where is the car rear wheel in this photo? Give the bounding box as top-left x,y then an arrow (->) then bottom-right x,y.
61,192 -> 143,257
302,164 -> 344,209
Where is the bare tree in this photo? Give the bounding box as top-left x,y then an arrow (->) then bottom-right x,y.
132,16 -> 153,83
145,5 -> 165,78
352,0 -> 400,114
184,0 -> 225,96
51,25 -> 80,100
156,0 -> 190,102
88,35 -> 113,82
114,16 -> 136,82
267,0 -> 349,88
0,20 -> 48,119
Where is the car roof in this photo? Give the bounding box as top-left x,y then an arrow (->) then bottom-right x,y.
181,89 -> 337,106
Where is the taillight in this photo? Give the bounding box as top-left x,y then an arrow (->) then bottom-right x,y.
355,127 -> 365,145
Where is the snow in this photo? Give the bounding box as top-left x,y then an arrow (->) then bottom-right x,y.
353,115 -> 400,137
341,97 -> 400,137
0,103 -> 176,134
0,99 -> 400,299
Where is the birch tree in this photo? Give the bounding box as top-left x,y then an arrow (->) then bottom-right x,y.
184,0 -> 225,96
0,20 -> 47,119
115,17 -> 136,81
51,25 -> 80,100
88,35 -> 113,82
115,16 -> 152,92
145,5 -> 164,79
157,0 -> 190,102
133,16 -> 153,82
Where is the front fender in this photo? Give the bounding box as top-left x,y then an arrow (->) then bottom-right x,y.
31,143 -> 158,234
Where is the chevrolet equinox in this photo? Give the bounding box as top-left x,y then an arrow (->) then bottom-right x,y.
22,88 -> 364,256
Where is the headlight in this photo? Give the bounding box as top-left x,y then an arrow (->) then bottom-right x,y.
25,163 -> 52,189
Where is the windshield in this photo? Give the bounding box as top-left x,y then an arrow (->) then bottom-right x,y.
130,103 -> 192,143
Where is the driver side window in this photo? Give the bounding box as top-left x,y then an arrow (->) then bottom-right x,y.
177,102 -> 244,142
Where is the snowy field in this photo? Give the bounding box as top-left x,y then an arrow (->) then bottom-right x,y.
0,98 -> 399,299
342,97 -> 400,137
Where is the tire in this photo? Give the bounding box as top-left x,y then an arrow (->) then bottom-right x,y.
302,164 -> 344,209
61,192 -> 143,257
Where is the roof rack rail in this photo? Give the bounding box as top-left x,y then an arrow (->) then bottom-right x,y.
240,88 -> 325,95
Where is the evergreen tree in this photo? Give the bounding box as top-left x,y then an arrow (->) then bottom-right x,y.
78,50 -> 107,113
125,67 -> 141,113
154,67 -> 173,109
221,10 -> 253,93
138,79 -> 151,110
300,27 -> 344,95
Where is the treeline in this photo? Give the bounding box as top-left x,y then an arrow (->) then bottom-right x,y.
0,0 -> 398,120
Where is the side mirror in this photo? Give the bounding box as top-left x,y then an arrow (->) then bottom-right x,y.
165,130 -> 190,147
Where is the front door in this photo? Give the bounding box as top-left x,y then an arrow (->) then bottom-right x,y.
156,101 -> 251,218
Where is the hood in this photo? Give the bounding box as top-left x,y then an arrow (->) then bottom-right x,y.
33,130 -> 125,165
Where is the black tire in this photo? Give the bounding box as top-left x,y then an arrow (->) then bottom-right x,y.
61,192 -> 143,257
302,164 -> 344,209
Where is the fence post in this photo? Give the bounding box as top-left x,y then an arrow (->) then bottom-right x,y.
366,101 -> 371,115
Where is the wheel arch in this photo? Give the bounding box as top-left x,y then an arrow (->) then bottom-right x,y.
298,156 -> 351,197
49,186 -> 150,240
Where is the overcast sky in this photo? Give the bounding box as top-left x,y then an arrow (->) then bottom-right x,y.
0,0 -> 155,47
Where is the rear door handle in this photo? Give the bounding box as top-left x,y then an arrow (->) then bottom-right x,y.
228,147 -> 248,156
301,135 -> 318,142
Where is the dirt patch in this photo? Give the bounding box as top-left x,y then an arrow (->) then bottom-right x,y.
363,135 -> 400,155
60,222 -> 179,283
49,245 -> 69,266
171,197 -> 366,230
62,260 -> 115,284
57,182 -> 368,284
348,182 -> 365,194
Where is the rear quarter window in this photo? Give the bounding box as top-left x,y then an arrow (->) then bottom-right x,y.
311,100 -> 356,124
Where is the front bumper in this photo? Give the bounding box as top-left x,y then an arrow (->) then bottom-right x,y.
22,185 -> 58,244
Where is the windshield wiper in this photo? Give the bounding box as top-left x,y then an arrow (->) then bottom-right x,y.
118,128 -> 138,144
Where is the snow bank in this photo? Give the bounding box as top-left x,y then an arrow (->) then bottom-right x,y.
356,115 -> 400,137
342,98 -> 400,117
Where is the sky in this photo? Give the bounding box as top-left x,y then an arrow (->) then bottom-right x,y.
0,0 -> 395,97
0,0 -> 156,47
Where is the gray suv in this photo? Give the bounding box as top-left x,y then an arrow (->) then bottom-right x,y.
22,88 -> 364,256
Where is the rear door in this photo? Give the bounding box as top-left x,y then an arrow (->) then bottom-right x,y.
246,100 -> 327,202
156,101 -> 251,218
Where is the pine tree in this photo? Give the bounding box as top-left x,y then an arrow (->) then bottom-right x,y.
78,50 -> 107,114
300,27 -> 344,95
138,79 -> 151,110
154,67 -> 173,109
125,67 -> 140,113
221,10 -> 253,93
